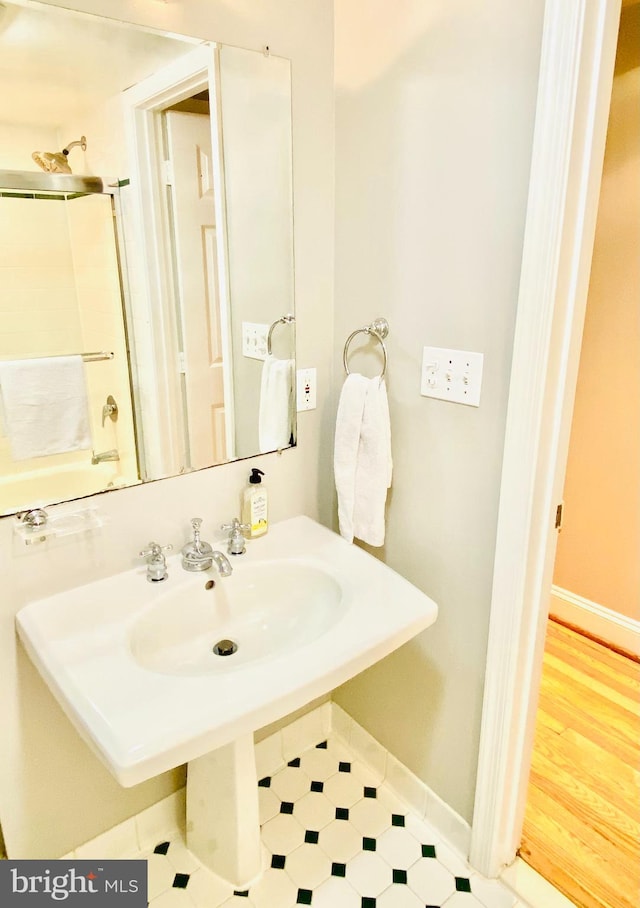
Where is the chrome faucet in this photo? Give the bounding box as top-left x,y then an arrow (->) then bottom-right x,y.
211,550 -> 233,577
139,541 -> 172,582
181,518 -> 214,572
92,449 -> 120,465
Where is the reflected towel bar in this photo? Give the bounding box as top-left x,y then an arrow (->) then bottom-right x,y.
267,314 -> 295,355
2,351 -> 115,364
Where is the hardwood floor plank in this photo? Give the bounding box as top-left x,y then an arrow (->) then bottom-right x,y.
548,619 -> 640,680
540,666 -> 640,756
522,620 -> 640,908
522,787 -> 640,908
543,649 -> 640,715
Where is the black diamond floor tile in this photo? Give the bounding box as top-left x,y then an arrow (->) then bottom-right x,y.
153,841 -> 170,855
172,873 -> 190,889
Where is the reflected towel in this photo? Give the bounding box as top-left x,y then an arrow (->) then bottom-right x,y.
0,356 -> 91,461
334,374 -> 392,547
259,355 -> 294,453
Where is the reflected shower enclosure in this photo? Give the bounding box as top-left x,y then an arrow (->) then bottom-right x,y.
0,175 -> 137,514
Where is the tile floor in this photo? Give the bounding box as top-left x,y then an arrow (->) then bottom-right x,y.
141,736 -> 525,908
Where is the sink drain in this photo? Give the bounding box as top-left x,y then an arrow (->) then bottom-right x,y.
212,639 -> 238,657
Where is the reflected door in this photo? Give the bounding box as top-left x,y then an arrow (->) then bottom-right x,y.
165,110 -> 227,469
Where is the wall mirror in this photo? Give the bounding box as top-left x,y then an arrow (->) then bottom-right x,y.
0,0 -> 296,517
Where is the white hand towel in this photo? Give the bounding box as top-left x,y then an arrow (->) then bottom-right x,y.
0,356 -> 91,461
334,374 -> 392,546
259,354 -> 294,453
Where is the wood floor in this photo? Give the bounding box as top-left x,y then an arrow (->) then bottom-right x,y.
520,619 -> 640,908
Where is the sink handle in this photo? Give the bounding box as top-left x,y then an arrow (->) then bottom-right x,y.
139,542 -> 172,583
221,517 -> 250,555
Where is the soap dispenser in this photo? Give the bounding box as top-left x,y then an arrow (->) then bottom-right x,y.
242,468 -> 268,538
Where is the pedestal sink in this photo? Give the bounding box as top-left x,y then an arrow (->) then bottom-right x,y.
16,516 -> 438,886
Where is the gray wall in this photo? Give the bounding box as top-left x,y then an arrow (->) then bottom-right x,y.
332,0 -> 545,823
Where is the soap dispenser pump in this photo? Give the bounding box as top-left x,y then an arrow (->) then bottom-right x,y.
242,468 -> 268,538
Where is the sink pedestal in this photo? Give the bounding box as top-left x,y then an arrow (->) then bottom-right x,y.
186,735 -> 262,888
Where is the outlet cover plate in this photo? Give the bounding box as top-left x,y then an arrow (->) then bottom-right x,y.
296,367 -> 317,411
421,346 -> 483,407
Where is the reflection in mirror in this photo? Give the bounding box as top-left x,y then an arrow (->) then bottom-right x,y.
0,0 -> 296,517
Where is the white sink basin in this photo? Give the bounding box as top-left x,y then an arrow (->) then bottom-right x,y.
16,516 -> 438,788
130,561 -> 342,675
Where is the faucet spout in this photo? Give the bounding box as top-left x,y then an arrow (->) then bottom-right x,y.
212,550 -> 233,577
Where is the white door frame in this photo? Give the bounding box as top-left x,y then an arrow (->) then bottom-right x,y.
469,0 -> 622,877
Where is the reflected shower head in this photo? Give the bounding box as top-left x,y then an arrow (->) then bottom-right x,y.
32,136 -> 87,174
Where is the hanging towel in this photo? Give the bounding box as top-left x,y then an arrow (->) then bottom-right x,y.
259,354 -> 294,453
334,374 -> 392,547
0,356 -> 91,461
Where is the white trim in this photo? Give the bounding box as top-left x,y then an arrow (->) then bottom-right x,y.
550,586 -> 640,658
469,0 -> 622,878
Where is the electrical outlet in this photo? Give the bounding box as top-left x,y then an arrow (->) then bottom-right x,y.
296,368 -> 317,411
241,322 -> 269,360
421,346 -> 484,406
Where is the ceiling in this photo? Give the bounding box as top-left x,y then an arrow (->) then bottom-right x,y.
0,0 -> 197,129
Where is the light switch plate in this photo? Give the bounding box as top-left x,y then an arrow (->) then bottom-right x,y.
296,368 -> 317,411
421,346 -> 484,406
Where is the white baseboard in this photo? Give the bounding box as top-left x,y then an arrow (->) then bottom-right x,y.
550,585 -> 640,658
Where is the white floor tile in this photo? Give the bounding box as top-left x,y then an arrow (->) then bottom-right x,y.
378,885 -> 424,907
471,874 -> 519,908
249,867 -> 298,908
292,791 -> 337,830
323,770 -> 367,808
376,825 -> 423,870
150,886 -> 196,908
406,856 -> 456,904
298,745 -> 341,782
347,851 -> 394,897
285,842 -> 332,889
164,839 -> 201,875
348,797 -> 393,837
444,893 -> 486,907
186,868 -> 233,908
312,875 -> 361,907
220,895 -> 257,907
270,765 -> 312,802
260,813 -> 305,855
436,839 -> 475,877
317,819 -> 362,863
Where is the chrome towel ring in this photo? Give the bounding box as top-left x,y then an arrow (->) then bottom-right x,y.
267,314 -> 295,355
343,317 -> 389,378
